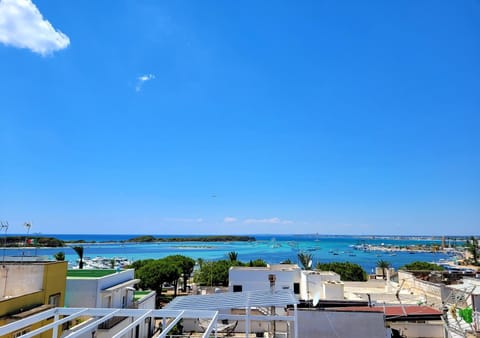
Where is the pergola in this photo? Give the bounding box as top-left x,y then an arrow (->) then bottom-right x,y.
0,307 -> 218,338
166,289 -> 299,337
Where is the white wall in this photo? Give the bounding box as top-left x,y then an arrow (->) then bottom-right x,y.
323,280 -> 344,300
398,271 -> 447,305
300,271 -> 341,300
291,309 -> 389,338
0,264 -> 44,297
97,269 -> 135,290
389,322 -> 444,338
65,278 -> 98,308
229,265 -> 301,293
66,269 -> 137,308
229,266 -> 344,301
136,291 -> 156,310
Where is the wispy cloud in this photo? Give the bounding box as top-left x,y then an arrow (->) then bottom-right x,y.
163,217 -> 203,223
135,73 -> 155,92
223,217 -> 237,223
244,217 -> 293,224
0,0 -> 70,55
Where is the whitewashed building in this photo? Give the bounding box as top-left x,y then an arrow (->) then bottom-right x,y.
228,264 -> 342,301
65,269 -> 140,309
64,269 -> 155,338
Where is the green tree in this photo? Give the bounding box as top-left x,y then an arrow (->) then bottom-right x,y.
400,261 -> 444,271
194,260 -> 231,286
248,258 -> 267,267
164,255 -> 195,293
298,252 -> 313,270
197,258 -> 204,268
316,262 -> 367,281
136,260 -> 181,306
376,260 -> 390,279
281,258 -> 293,264
128,258 -> 155,271
72,246 -> 84,269
53,251 -> 65,261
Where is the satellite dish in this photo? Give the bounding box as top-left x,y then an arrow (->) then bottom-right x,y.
313,292 -> 321,306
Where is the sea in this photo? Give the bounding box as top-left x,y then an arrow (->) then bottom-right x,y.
2,234 -> 457,274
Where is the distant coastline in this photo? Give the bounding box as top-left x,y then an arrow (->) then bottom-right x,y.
1,234 -> 466,272
1,234 -> 256,248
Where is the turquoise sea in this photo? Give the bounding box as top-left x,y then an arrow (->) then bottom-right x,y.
2,234 -> 456,274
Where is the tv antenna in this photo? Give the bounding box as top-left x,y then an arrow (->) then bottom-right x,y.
1,221 -> 8,262
22,221 -> 32,259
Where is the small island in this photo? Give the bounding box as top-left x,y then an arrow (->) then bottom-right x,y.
0,235 -> 255,248
125,235 -> 256,243
1,236 -> 65,247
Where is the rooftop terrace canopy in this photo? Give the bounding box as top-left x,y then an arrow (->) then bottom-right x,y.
167,290 -> 300,338
0,307 -> 218,338
166,289 -> 299,310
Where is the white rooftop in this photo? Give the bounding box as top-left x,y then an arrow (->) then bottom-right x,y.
230,264 -> 300,272
447,278 -> 480,294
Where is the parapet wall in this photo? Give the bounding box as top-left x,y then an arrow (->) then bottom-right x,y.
398,271 -> 447,306
0,264 -> 44,298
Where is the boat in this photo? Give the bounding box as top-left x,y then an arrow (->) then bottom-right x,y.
270,238 -> 281,248
75,256 -> 132,269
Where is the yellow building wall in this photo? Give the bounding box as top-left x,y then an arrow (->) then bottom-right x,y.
43,261 -> 68,307
0,291 -> 44,322
0,261 -> 68,338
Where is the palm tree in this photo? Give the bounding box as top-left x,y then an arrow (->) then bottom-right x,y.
298,252 -> 313,270
197,257 -> 204,268
228,251 -> 238,262
467,236 -> 478,265
73,246 -> 84,269
376,259 -> 390,280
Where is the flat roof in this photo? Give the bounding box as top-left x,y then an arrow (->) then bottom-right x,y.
67,269 -> 117,278
134,291 -> 153,301
230,264 -> 300,271
330,305 -> 442,317
167,289 -> 298,311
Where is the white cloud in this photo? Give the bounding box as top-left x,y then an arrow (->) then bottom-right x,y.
223,217 -> 237,223
164,217 -> 203,223
244,217 -> 293,225
135,73 -> 155,92
0,0 -> 70,55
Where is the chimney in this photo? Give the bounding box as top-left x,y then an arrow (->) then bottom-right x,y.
268,274 -> 276,293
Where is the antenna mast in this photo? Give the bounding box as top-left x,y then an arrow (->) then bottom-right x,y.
1,221 -> 8,262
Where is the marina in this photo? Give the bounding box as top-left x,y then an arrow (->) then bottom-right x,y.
1,234 -> 465,273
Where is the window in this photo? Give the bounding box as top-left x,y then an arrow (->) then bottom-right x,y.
13,328 -> 30,337
293,283 -> 300,294
233,285 -> 242,292
48,293 -> 61,307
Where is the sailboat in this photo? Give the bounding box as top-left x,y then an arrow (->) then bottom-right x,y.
270,238 -> 281,248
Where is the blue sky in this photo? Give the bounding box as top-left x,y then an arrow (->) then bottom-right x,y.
0,0 -> 479,235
